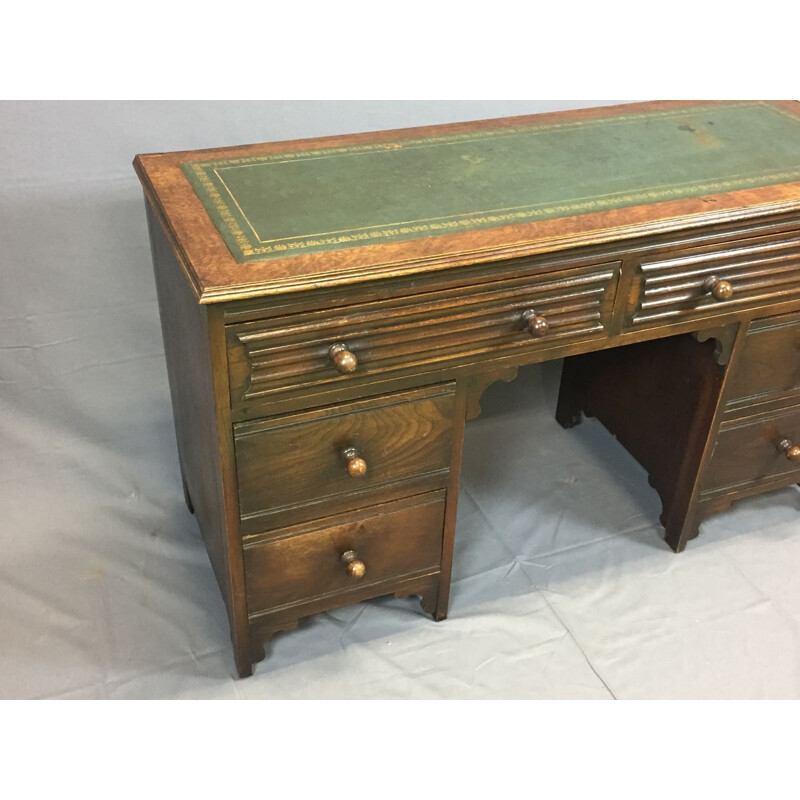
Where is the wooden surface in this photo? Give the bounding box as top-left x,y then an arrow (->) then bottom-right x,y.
145,200 -> 252,676
557,333 -> 728,552
726,311 -> 800,409
134,101 -> 800,303
626,228 -> 800,326
135,101 -> 800,677
226,258 -> 619,417
705,405 -> 800,492
243,492 -> 446,614
234,383 -> 456,532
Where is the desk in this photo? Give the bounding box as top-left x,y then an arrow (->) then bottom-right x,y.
134,100 -> 800,677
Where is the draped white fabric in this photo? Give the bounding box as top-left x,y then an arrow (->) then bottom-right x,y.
2,101 -> 800,699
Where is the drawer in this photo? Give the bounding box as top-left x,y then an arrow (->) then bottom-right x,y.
703,405 -> 800,493
627,230 -> 800,327
726,311 -> 800,409
227,261 -> 620,411
243,492 -> 446,615
234,383 -> 455,534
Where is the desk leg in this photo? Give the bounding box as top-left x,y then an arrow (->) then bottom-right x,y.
555,355 -> 588,429
556,334 -> 729,552
435,382 -> 470,621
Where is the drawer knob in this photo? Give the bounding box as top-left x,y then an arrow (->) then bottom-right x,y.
329,342 -> 358,374
342,446 -> 368,477
522,309 -> 549,338
778,439 -> 800,462
702,276 -> 734,302
341,550 -> 366,579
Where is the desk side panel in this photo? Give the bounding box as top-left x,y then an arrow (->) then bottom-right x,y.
145,198 -> 249,669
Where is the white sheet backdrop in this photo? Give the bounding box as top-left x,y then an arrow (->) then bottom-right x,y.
2,100 -> 800,699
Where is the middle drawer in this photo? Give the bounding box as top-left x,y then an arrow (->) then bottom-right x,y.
234,383 -> 456,534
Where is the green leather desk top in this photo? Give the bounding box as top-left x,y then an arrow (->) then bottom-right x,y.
181,101 -> 800,263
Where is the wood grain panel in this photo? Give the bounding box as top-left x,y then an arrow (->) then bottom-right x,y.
134,101 -> 800,304
234,383 -> 455,533
704,404 -> 800,493
147,202 -> 230,603
556,332 -> 728,552
145,199 -> 252,674
243,492 -> 446,615
725,311 -> 800,410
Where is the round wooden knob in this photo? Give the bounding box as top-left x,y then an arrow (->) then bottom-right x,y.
329,342 -> 358,374
341,550 -> 366,579
522,309 -> 549,338
702,276 -> 734,301
779,439 -> 800,461
343,447 -> 367,477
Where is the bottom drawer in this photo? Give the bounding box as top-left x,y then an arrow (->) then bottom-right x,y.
243,491 -> 446,615
704,405 -> 800,493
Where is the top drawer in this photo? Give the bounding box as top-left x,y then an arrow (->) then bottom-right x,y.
226,261 -> 620,414
626,230 -> 800,327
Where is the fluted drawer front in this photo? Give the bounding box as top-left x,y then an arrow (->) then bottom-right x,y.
243,492 -> 445,617
627,230 -> 800,327
234,383 -> 455,534
227,261 -> 619,412
703,404 -> 800,494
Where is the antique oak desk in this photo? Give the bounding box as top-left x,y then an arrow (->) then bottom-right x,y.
134,101 -> 800,677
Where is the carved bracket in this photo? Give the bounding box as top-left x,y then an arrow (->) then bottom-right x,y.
464,366 -> 520,420
693,324 -> 739,366
247,573 -> 443,673
395,575 -> 443,621
249,618 -> 300,666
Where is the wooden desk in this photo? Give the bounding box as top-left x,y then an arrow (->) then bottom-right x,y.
134,100 -> 800,678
